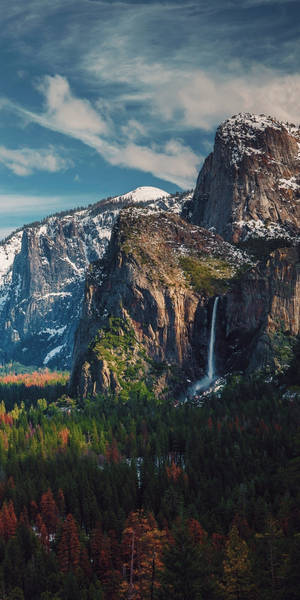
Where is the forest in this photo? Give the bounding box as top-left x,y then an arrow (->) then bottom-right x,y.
0,360 -> 298,600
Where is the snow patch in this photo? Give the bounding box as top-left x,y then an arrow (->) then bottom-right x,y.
43,345 -> 65,365
114,186 -> 169,203
0,231 -> 23,281
235,218 -> 299,241
219,112 -> 300,166
279,177 -> 300,191
39,326 -> 67,339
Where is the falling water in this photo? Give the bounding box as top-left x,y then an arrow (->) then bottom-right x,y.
207,296 -> 219,381
186,296 -> 219,398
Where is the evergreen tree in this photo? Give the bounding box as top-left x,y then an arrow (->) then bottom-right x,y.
158,521 -> 203,600
219,523 -> 255,600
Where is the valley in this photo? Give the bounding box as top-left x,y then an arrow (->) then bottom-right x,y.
0,113 -> 299,599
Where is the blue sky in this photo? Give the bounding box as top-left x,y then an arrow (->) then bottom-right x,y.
1,0 -> 300,239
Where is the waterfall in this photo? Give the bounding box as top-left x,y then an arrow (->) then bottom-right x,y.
186,296 -> 219,398
207,296 -> 219,381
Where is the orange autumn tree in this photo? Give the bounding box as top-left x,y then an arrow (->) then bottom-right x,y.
58,513 -> 81,573
40,488 -> 59,534
90,525 -> 121,600
120,510 -> 167,600
36,513 -> 50,552
0,500 -> 17,540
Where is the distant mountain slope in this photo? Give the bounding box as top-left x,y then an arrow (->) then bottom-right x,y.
183,113 -> 300,243
0,187 -> 190,368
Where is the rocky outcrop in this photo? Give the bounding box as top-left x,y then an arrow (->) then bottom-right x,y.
183,113 -> 300,243
70,208 -> 299,397
0,187 -> 189,368
70,208 -> 250,397
218,246 -> 300,373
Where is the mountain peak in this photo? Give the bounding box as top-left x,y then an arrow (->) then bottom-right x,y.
217,112 -> 300,167
183,112 -> 300,242
116,186 -> 170,203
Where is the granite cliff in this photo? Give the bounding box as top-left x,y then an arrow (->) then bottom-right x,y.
70,208 -> 250,397
183,113 -> 300,243
217,245 -> 300,374
0,187 -> 188,368
70,114 -> 300,397
1,113 -> 299,392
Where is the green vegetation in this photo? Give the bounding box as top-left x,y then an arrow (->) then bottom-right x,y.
179,255 -> 234,295
90,317 -> 152,401
0,328 -> 298,599
92,317 -> 137,365
0,370 -> 69,409
269,323 -> 297,373
0,370 -> 298,598
0,362 -> 38,375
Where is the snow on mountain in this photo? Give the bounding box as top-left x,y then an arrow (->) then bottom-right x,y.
218,112 -> 300,166
185,112 -> 300,243
114,186 -> 170,203
0,186 -> 189,368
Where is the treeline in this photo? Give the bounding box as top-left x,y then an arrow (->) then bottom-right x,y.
0,370 -> 69,409
0,373 -> 298,598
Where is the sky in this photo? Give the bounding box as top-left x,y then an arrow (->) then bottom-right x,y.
1,0 -> 300,240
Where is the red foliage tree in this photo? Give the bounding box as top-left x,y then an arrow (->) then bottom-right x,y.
40,488 -> 59,534
188,518 -> 207,546
105,438 -> 120,463
36,513 -> 50,551
58,514 -> 81,573
1,500 -> 17,540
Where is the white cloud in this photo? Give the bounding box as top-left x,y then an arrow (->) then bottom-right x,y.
174,69 -> 300,129
88,54 -> 300,130
0,226 -> 15,241
105,139 -> 201,189
36,75 -> 108,136
7,75 -> 200,188
0,191 -> 97,240
7,66 -> 300,188
0,192 -> 98,221
0,194 -> 65,213
1,1 -> 300,190
0,145 -> 73,176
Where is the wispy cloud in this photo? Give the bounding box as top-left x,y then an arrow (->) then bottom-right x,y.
4,75 -> 200,188
4,63 -> 300,188
105,139 -> 200,189
89,58 -> 300,129
0,144 -> 73,176
36,75 -> 109,136
1,0 -> 300,189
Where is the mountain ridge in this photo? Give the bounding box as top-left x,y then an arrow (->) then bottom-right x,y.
0,186 -> 189,368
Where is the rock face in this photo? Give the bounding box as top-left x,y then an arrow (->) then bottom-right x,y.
70,208 -> 250,397
70,114 -> 300,397
71,215 -> 299,397
218,246 -> 300,373
183,113 -> 300,243
0,187 -> 189,368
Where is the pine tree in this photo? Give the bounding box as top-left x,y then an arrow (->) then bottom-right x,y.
40,488 -> 59,534
36,513 -> 50,552
58,514 -> 81,574
120,510 -> 166,600
158,521 -> 203,600
219,523 -> 255,599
